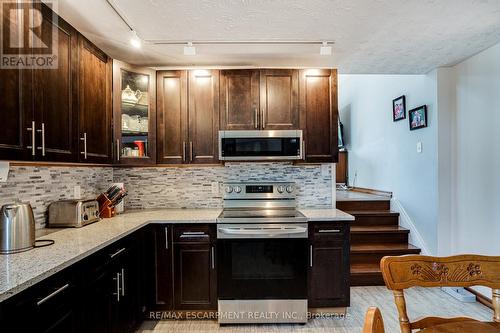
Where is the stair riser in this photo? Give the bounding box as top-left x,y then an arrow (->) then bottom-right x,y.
350,274 -> 385,286
350,233 -> 409,244
350,215 -> 399,226
351,251 -> 420,265
337,200 -> 390,211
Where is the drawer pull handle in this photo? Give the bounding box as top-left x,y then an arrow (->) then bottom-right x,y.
318,229 -> 341,233
109,247 -> 126,258
180,231 -> 209,238
37,283 -> 70,306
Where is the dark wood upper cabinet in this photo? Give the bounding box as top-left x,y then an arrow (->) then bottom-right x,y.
31,4 -> 79,162
156,70 -> 219,164
220,69 -> 260,130
299,68 -> 338,163
78,36 -> 112,164
259,69 -> 299,130
0,3 -> 113,164
0,67 -> 29,161
156,71 -> 188,164
113,60 -> 156,165
188,70 -> 220,164
0,1 -> 30,161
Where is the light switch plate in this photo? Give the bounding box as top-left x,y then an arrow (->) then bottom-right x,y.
417,142 -> 422,153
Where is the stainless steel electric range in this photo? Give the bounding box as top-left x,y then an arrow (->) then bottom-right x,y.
216,182 -> 308,324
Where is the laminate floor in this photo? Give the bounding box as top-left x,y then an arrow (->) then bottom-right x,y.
136,286 -> 493,333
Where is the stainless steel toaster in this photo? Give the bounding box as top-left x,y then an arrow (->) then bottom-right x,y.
48,199 -> 100,228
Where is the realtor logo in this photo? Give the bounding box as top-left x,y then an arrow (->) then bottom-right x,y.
1,0 -> 58,69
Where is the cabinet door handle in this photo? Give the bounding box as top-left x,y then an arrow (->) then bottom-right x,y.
302,140 -> 306,160
109,247 -> 126,258
121,268 -> 125,296
113,272 -> 121,302
189,142 -> 193,162
309,245 -> 313,267
36,123 -> 45,156
36,283 -> 70,306
254,108 -> 258,129
211,246 -> 215,270
116,139 -> 120,161
261,108 -> 265,129
182,141 -> 186,162
318,229 -> 341,233
80,132 -> 87,159
165,227 -> 169,249
27,121 -> 36,156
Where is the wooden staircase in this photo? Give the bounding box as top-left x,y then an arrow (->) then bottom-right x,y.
337,197 -> 421,286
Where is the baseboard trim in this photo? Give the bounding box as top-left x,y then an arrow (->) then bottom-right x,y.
391,198 -> 430,255
465,287 -> 493,309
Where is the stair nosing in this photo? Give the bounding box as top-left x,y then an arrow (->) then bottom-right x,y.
350,226 -> 410,234
350,244 -> 421,254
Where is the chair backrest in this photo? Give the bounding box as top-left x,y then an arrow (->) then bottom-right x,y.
380,254 -> 500,333
362,307 -> 385,333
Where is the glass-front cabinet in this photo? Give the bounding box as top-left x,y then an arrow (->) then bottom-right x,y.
113,60 -> 156,164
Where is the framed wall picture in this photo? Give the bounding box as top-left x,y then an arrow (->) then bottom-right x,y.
392,95 -> 406,121
409,105 -> 428,130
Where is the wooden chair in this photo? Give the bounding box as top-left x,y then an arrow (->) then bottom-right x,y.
363,307 -> 386,333
380,254 -> 500,333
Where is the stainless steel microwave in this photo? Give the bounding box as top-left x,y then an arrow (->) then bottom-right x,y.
219,130 -> 303,161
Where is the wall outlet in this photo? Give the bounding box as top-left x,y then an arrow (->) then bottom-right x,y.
417,142 -> 422,153
211,182 -> 220,194
74,185 -> 81,199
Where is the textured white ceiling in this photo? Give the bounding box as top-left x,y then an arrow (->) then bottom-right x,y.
55,0 -> 500,73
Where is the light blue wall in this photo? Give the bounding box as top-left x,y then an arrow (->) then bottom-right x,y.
338,74 -> 439,254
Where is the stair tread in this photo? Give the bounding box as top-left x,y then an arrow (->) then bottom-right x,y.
351,243 -> 421,253
351,226 -> 409,233
346,210 -> 399,216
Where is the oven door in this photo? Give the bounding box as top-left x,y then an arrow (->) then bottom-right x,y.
217,224 -> 308,300
219,130 -> 303,161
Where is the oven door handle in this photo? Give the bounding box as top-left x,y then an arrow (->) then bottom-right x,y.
218,226 -> 307,236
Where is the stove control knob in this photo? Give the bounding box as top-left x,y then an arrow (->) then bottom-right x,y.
234,186 -> 242,193
286,185 -> 294,193
225,186 -> 233,194
277,185 -> 285,193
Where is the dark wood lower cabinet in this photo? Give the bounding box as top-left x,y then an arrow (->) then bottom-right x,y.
308,222 -> 350,307
173,243 -> 217,310
148,225 -> 173,310
145,224 -> 217,312
0,268 -> 77,333
0,222 -> 350,332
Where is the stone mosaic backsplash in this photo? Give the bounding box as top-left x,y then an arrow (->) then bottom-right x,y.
113,162 -> 334,210
0,166 -> 112,229
1,163 -> 334,229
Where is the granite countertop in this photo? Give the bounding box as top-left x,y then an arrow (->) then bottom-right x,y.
0,207 -> 353,302
300,208 -> 355,221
